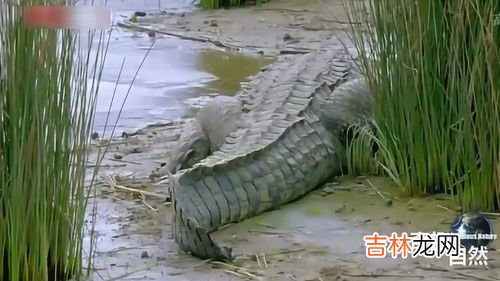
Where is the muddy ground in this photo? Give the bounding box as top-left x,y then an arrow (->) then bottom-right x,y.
84,0 -> 500,280
115,0 -> 358,56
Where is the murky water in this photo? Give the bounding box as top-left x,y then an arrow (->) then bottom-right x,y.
90,0 -> 273,136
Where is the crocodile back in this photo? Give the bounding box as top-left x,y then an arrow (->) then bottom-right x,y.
178,51 -> 357,185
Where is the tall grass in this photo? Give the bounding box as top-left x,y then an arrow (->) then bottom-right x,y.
0,1 -> 107,280
199,0 -> 269,9
344,0 -> 500,211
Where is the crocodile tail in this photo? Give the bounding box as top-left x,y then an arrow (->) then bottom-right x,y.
170,172 -> 234,261
173,208 -> 234,261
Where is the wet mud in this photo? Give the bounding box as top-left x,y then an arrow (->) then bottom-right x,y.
85,122 -> 500,281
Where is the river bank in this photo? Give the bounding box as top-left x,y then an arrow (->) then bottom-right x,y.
84,1 -> 500,280
116,0 -> 357,56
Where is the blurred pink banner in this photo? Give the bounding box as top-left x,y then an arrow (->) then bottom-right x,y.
23,5 -> 111,29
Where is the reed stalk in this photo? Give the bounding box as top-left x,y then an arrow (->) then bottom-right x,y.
0,1 -> 107,280
345,125 -> 379,176
344,0 -> 500,211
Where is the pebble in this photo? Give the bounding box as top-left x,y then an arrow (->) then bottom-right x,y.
91,132 -> 99,140
134,11 -> 147,17
317,187 -> 335,197
122,129 -> 146,138
130,147 -> 143,154
391,220 -> 404,225
140,251 -> 149,258
113,153 -> 123,160
209,19 -> 218,27
148,31 -> 156,37
283,33 -> 292,41
385,199 -> 393,207
322,186 -> 335,195
335,204 -> 346,213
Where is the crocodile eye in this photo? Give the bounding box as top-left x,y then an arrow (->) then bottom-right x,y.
180,150 -> 197,170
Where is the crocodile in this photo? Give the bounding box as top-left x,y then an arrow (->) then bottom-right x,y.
165,50 -> 373,262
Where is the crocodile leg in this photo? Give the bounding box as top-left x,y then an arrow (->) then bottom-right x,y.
157,120 -> 210,176
198,95 -> 242,153
158,95 -> 242,176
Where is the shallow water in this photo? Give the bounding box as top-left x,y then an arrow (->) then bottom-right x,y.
90,0 -> 273,136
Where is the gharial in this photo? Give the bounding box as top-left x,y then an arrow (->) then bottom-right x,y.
156,50 -> 374,262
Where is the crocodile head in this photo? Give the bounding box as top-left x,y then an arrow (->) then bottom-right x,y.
318,77 -> 375,149
158,120 -> 211,176
175,137 -> 210,171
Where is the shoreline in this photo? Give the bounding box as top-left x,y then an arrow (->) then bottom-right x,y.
115,0 -> 358,56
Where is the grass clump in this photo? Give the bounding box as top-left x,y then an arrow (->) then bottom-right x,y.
0,1 -> 107,280
199,0 -> 270,9
344,0 -> 500,211
345,125 -> 379,176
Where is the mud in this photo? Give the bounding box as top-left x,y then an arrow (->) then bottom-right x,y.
116,0 -> 357,56
84,0 -> 500,280
84,120 -> 500,281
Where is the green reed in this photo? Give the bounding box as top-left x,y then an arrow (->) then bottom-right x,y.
0,1 -> 107,280
344,0 -> 500,211
345,125 -> 379,176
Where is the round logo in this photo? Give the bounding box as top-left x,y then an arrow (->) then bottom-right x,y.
450,211 -> 494,249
